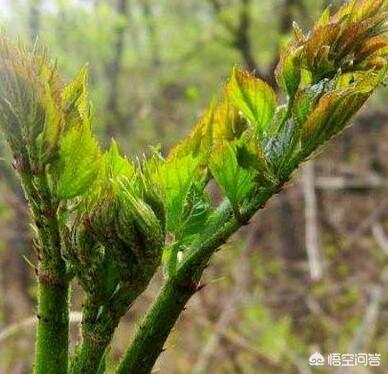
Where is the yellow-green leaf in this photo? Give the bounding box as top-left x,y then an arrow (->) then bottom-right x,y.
57,121 -> 101,199
157,154 -> 200,233
275,48 -> 302,98
103,140 -> 135,181
302,69 -> 385,149
226,68 -> 276,136
62,65 -> 90,131
210,141 -> 256,208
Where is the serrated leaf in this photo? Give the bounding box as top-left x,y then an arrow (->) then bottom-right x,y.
336,13 -> 388,60
349,0 -> 386,23
331,0 -> 356,22
180,184 -> 210,243
210,141 -> 256,209
213,98 -> 247,142
117,179 -> 163,249
235,135 -> 269,176
170,98 -> 249,164
39,78 -> 64,160
62,64 -> 90,131
304,23 -> 340,79
275,48 -> 302,98
158,154 -> 201,234
226,68 -> 276,137
57,121 -> 101,199
293,80 -> 327,126
357,35 -> 388,58
302,69 -> 385,151
104,140 -> 135,181
264,118 -> 301,177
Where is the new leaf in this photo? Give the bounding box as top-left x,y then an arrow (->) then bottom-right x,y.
226,68 -> 276,137
210,141 -> 256,211
57,123 -> 101,199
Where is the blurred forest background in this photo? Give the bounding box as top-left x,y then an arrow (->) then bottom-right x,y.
0,0 -> 388,373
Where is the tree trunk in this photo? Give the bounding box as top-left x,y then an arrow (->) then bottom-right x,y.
105,0 -> 130,137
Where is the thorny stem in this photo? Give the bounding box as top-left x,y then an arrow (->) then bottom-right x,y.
18,157 -> 69,374
71,286 -> 143,373
116,183 -> 283,374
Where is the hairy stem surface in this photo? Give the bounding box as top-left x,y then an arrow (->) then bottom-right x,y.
116,184 -> 282,374
34,267 -> 69,374
19,168 -> 70,374
71,288 -> 140,373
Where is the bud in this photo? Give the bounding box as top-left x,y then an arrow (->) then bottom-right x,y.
83,173 -> 164,292
0,35 -> 63,167
275,0 -> 388,86
116,179 -> 164,261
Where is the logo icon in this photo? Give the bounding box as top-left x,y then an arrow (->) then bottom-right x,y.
309,352 -> 325,366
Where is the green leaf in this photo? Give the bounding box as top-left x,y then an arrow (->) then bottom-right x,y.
100,255 -> 121,300
170,98 -> 248,164
293,79 -> 328,127
62,65 -> 90,131
57,120 -> 101,199
275,49 -> 301,98
302,69 -> 386,152
347,0 -> 386,23
235,135 -> 269,175
37,64 -> 64,161
226,67 -> 277,137
159,154 -> 200,234
210,141 -> 256,209
264,118 -> 301,177
212,98 -> 248,142
315,6 -> 331,28
103,140 -> 135,181
180,184 -> 210,243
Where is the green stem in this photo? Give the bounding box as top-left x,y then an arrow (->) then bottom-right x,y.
71,330 -> 110,374
116,185 -> 282,374
71,288 -> 139,374
35,267 -> 69,374
71,299 -> 110,374
18,164 -> 70,374
115,278 -> 195,374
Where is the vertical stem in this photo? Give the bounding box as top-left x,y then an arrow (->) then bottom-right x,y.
35,269 -> 69,374
18,166 -> 70,374
71,300 -> 111,374
70,334 -> 110,374
71,288 -> 139,374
